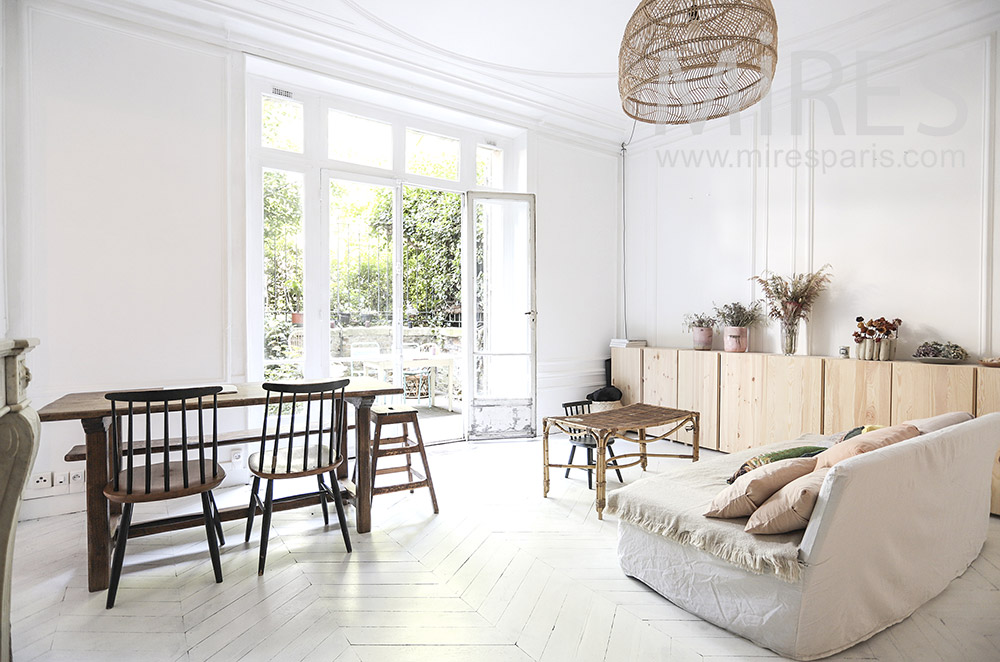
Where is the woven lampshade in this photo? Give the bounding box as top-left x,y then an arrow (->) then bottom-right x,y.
619,0 -> 778,124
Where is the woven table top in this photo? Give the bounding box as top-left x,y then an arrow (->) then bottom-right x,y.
544,403 -> 697,433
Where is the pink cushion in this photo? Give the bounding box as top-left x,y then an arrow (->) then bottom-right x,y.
814,424 -> 920,470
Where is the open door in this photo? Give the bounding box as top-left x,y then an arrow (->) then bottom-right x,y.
464,192 -> 536,439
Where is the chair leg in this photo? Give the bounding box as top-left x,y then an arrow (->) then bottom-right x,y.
208,491 -> 225,546
245,475 -> 260,543
607,446 -> 624,483
257,479 -> 275,576
370,420 -> 383,503
330,471 -> 352,553
106,503 -> 134,609
565,445 -> 577,478
403,422 -> 414,493
586,448 -> 594,490
410,417 -> 439,514
317,474 -> 330,526
201,492 -> 223,584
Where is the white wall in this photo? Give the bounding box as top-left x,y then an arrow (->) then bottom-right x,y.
625,24 -> 1000,361
532,135 -> 619,426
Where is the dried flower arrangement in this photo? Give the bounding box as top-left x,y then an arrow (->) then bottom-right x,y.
853,317 -> 902,343
683,312 -> 717,330
714,301 -> 765,328
751,265 -> 832,326
913,341 -> 968,361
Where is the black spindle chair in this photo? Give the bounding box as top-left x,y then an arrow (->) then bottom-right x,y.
244,379 -> 352,575
562,400 -> 624,489
104,385 -> 226,609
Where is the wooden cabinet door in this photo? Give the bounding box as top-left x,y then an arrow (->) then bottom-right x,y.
611,347 -> 643,405
643,348 -> 678,408
764,355 -> 824,442
676,350 -> 720,450
974,367 -> 1000,516
890,362 -> 975,423
823,359 -> 892,433
719,353 -> 766,453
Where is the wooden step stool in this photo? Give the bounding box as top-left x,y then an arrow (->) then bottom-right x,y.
368,405 -> 439,513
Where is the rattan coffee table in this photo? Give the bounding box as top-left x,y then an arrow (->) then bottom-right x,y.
542,403 -> 700,520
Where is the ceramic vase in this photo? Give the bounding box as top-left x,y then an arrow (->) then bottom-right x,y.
723,326 -> 749,353
692,327 -> 714,351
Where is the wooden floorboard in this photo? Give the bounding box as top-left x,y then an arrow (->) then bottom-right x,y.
10,438 -> 1000,661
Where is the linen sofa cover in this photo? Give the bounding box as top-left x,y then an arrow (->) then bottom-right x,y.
610,413 -> 1000,660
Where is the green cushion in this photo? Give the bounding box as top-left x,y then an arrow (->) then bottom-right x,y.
726,446 -> 828,484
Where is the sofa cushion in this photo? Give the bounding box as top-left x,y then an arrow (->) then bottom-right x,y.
726,445 -> 827,484
903,411 -> 973,434
705,457 -> 818,519
745,468 -> 830,534
814,424 -> 920,469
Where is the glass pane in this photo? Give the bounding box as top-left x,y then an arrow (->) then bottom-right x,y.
329,180 -> 393,379
475,355 -> 530,399
328,110 -> 393,169
263,168 -> 305,380
475,198 -> 531,354
476,145 -> 504,188
261,94 -> 304,153
406,129 -> 460,180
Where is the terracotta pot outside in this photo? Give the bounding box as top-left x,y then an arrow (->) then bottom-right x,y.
723,326 -> 749,353
692,326 -> 714,351
291,312 -> 304,325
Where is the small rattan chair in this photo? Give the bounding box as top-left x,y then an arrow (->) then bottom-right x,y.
561,400 -> 624,489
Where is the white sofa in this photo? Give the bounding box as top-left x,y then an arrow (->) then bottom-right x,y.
605,413 -> 1000,661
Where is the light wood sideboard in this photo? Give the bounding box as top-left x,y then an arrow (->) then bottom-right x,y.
611,348 -> 1000,516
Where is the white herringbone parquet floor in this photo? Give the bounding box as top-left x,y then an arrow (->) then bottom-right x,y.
10,439 -> 1000,662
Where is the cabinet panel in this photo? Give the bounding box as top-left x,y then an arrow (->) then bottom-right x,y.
974,367 -> 1000,516
890,362 -> 975,423
642,348 -> 678,408
719,353 -> 766,453
823,359 -> 893,433
611,347 -> 643,405
764,355 -> 824,442
676,350 -> 720,450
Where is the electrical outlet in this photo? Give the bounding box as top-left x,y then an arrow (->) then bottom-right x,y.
230,449 -> 245,468
29,472 -> 52,489
69,470 -> 86,494
53,472 -> 69,487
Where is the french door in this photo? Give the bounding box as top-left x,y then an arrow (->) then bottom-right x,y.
465,193 -> 537,439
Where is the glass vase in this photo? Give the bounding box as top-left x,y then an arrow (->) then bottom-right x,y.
780,319 -> 799,356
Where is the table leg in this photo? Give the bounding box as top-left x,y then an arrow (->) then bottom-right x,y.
639,428 -> 647,471
542,420 -> 550,497
353,395 -> 375,533
82,417 -> 110,592
595,432 -> 608,520
429,369 -> 436,409
692,414 -> 700,462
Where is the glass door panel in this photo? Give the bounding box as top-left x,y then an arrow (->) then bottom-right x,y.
402,185 -> 464,442
328,179 -> 394,381
466,193 -> 536,439
263,168 -> 306,380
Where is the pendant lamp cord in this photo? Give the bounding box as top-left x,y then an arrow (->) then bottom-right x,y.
621,119 -> 637,339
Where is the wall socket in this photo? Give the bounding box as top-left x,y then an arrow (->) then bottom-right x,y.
53,472 -> 69,487
29,472 -> 52,489
69,470 -> 86,493
230,449 -> 245,468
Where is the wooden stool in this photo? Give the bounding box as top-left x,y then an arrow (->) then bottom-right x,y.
368,405 -> 439,513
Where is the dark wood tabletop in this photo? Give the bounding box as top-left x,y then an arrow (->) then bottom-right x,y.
38,377 -> 402,422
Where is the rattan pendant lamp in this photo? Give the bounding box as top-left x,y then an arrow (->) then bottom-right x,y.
619,0 -> 778,124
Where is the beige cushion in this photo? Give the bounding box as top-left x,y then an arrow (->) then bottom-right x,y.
814,424 -> 920,470
745,468 -> 830,534
903,411 -> 973,434
704,457 -> 818,519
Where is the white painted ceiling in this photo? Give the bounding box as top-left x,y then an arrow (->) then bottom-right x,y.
123,0 -> 1000,143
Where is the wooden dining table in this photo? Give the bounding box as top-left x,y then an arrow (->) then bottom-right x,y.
37,377 -> 401,592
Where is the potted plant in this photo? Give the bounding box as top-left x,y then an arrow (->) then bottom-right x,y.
683,312 -> 717,351
751,266 -> 832,355
853,317 -> 902,361
714,301 -> 765,353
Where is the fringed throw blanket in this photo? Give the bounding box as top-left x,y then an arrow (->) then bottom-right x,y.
606,436 -> 832,583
